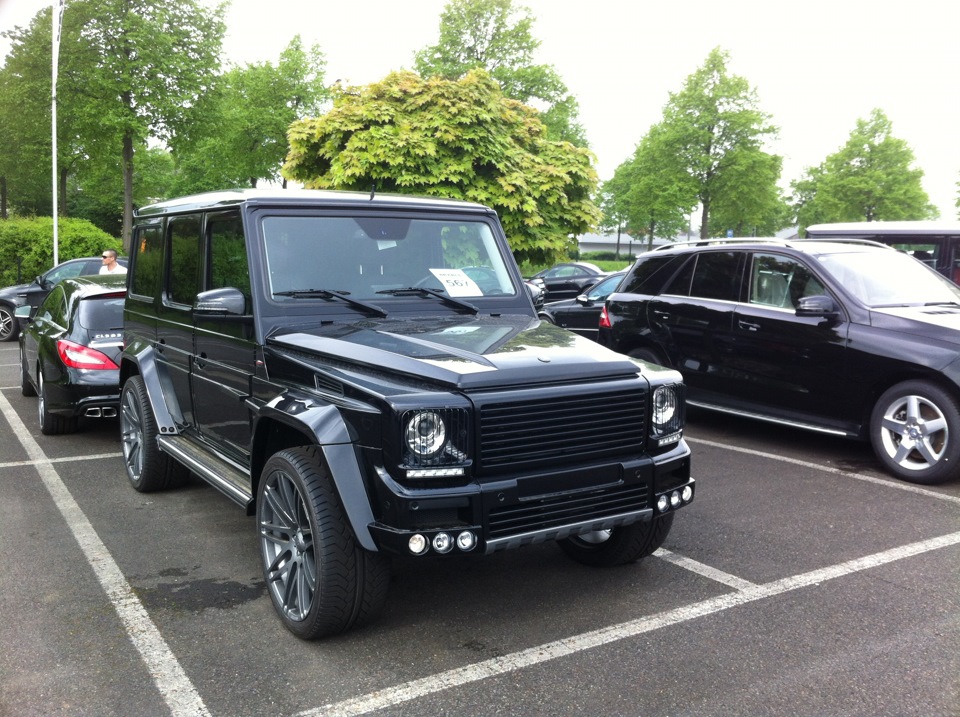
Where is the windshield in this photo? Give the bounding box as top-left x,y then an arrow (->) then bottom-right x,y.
817,250 -> 960,307
260,215 -> 517,303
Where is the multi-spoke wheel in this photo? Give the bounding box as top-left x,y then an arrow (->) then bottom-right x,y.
0,303 -> 18,342
558,513 -> 674,567
870,380 -> 960,485
38,371 -> 76,435
257,446 -> 390,639
120,376 -> 187,491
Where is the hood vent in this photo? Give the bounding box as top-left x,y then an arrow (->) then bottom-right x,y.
314,373 -> 345,398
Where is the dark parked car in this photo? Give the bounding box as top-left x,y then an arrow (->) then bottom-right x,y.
529,261 -> 606,302
0,255 -> 127,342
18,274 -> 126,435
599,237 -> 960,485
119,189 -> 694,639
540,270 -> 626,340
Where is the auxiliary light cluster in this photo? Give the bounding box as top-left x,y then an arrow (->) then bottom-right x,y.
407,530 -> 477,555
656,485 -> 694,514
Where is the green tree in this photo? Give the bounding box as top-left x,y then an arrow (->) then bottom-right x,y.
284,70 -> 600,265
414,0 -> 586,146
791,109 -> 936,230
59,0 -> 226,247
657,48 -> 782,239
172,36 -> 328,192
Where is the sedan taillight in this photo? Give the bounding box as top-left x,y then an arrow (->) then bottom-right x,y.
599,306 -> 612,329
56,339 -> 119,370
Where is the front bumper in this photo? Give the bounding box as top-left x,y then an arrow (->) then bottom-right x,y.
367,440 -> 693,557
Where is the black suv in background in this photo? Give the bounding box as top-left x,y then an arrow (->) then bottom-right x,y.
599,238 -> 960,486
119,189 -> 694,639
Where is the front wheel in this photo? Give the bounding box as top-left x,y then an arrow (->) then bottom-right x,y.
120,376 -> 188,491
870,380 -> 960,485
257,446 -> 390,639
0,303 -> 18,342
558,513 -> 674,567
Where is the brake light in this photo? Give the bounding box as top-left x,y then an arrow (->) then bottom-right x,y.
599,306 -> 612,329
56,339 -> 119,370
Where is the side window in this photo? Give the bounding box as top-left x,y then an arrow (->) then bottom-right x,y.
687,251 -> 742,301
131,225 -> 163,298
44,261 -> 85,285
622,255 -> 686,295
39,286 -> 67,324
749,253 -> 825,309
207,213 -> 251,309
167,216 -> 202,306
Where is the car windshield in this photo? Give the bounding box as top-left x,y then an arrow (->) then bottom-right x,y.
817,250 -> 960,307
260,215 -> 517,303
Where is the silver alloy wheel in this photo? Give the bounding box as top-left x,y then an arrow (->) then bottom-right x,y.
0,305 -> 15,341
37,372 -> 46,427
877,393 -> 948,472
120,387 -> 145,482
260,468 -> 316,622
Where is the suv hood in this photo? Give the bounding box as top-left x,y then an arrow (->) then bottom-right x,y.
267,314 -> 644,389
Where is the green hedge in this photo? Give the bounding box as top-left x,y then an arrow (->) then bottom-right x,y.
0,217 -> 120,286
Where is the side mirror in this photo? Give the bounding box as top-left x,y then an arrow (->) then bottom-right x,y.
14,305 -> 32,323
194,287 -> 246,316
796,294 -> 839,318
576,294 -> 591,306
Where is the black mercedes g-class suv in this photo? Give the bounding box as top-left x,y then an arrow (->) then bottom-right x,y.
119,189 -> 694,639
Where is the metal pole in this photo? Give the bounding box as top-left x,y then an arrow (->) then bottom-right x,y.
51,0 -> 64,266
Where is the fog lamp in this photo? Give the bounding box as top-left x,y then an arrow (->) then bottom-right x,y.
456,531 -> 477,551
670,490 -> 681,508
657,495 -> 670,513
682,485 -> 694,503
408,534 -> 428,555
432,533 -> 453,553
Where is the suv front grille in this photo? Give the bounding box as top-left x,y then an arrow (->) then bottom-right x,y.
487,483 -> 650,539
479,389 -> 647,471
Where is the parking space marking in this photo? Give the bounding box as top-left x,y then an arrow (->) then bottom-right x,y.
0,391 -> 210,717
654,548 -> 757,590
687,437 -> 960,506
301,530 -> 960,717
0,451 -> 123,469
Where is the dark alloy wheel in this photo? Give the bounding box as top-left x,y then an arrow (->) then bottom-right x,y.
120,376 -> 188,491
38,371 -> 76,435
870,380 -> 960,485
558,513 -> 674,567
257,446 -> 390,639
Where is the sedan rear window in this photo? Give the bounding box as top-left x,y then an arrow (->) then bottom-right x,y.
78,296 -> 125,331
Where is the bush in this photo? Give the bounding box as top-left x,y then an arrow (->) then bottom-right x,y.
0,217 -> 120,286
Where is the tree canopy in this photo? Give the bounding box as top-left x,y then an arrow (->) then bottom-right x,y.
791,109 -> 936,231
284,70 -> 599,264
414,0 -> 586,146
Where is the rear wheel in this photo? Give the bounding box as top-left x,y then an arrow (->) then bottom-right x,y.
628,346 -> 667,367
0,303 -> 18,342
38,372 -> 76,435
870,380 -> 960,485
120,376 -> 188,491
258,446 -> 390,639
20,347 -> 36,397
558,514 -> 674,567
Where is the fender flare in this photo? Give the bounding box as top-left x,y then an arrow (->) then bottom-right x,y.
256,395 -> 378,551
120,343 -> 183,433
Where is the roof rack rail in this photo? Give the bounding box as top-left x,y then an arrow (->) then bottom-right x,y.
651,238 -> 789,252
792,237 -> 895,250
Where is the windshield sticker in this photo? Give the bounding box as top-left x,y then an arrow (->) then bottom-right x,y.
428,268 -> 482,297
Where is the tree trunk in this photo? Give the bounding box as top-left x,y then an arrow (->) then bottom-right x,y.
699,201 -> 710,239
59,166 -> 69,216
122,131 -> 134,252
1,176 -> 6,219
615,224 -> 621,259
647,217 -> 656,251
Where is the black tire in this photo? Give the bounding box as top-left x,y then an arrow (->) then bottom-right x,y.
538,312 -> 555,324
0,303 -> 18,342
628,346 -> 667,367
119,376 -> 189,491
38,372 -> 77,435
870,380 -> 960,485
558,513 -> 674,567
257,446 -> 391,639
20,347 -> 36,397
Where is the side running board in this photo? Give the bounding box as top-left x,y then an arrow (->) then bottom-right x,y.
157,435 -> 253,508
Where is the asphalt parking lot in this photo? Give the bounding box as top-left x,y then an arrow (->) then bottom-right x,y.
1,340 -> 958,717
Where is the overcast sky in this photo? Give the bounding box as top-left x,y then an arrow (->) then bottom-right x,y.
2,0 -> 959,219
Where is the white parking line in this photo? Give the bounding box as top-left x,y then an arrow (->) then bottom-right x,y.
654,548 -> 757,590
0,452 -> 123,469
300,530 -> 960,717
686,436 -> 960,506
0,391 -> 210,717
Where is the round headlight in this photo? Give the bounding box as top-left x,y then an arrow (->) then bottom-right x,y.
405,411 -> 446,457
652,386 -> 678,429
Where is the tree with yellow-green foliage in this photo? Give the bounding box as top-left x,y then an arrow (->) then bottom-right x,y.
284,70 -> 600,265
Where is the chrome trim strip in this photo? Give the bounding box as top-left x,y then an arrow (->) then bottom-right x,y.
484,508 -> 653,554
687,400 -> 853,437
157,435 -> 250,505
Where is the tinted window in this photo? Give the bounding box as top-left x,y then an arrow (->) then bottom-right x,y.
688,251 -> 742,301
38,285 -> 67,324
131,225 -> 163,298
749,253 -> 825,309
620,255 -> 685,295
207,213 -> 250,310
167,216 -> 202,305
78,296 -> 125,331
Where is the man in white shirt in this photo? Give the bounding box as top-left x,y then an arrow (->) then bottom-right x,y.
99,249 -> 127,274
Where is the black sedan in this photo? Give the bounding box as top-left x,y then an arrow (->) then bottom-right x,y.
0,255 -> 127,342
539,271 -> 626,340
18,274 -> 126,434
528,261 -> 606,302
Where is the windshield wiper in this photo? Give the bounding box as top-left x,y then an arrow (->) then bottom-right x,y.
376,287 -> 479,314
924,301 -> 960,307
273,289 -> 387,317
